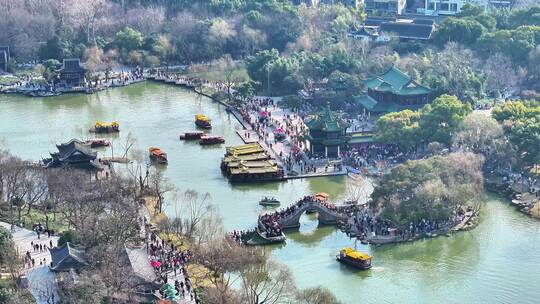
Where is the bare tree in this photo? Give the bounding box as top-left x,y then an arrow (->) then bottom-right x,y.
239,258 -> 297,304
215,55 -> 241,103
483,53 -> 521,99
296,286 -> 343,304
119,132 -> 136,160
193,237 -> 265,304
178,190 -> 216,240
67,0 -> 106,44
147,168 -> 174,214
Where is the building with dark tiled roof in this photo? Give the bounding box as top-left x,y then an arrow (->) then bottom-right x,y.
351,18 -> 436,42
50,242 -> 88,272
355,66 -> 434,114
44,139 -> 102,170
305,105 -> 351,158
0,46 -> 10,72
379,21 -> 435,41
58,59 -> 86,88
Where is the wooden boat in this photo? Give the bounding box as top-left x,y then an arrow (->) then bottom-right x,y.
84,138 -> 110,148
25,90 -> 61,97
90,121 -> 120,133
180,131 -> 204,140
195,114 -> 212,129
199,135 -> 225,145
259,196 -> 280,206
336,247 -> 372,270
149,147 -> 168,164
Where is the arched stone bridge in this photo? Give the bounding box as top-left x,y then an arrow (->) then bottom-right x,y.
277,201 -> 349,229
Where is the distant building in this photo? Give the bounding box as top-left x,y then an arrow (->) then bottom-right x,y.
418,0 -> 510,16
306,105 -> 351,158
58,59 -> 87,88
0,46 -> 10,72
355,66 -> 434,114
293,0 -> 361,7
50,242 -> 88,272
350,18 -> 435,42
364,0 -> 407,15
44,139 -> 102,170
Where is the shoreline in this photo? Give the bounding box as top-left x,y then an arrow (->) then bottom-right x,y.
486,180 -> 540,219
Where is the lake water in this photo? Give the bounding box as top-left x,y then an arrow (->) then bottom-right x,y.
1,82 -> 539,303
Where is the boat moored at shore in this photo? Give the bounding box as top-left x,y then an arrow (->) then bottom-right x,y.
84,138 -> 111,148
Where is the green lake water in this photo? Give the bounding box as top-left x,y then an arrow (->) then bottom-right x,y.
1,82 -> 539,303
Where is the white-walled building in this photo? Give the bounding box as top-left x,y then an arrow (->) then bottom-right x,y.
417,0 -> 510,16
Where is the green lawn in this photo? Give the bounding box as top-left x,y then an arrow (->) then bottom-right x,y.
186,67 -> 249,82
0,208 -> 69,233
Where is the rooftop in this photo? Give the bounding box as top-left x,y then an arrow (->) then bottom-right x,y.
50,242 -> 88,272
62,59 -> 86,73
380,22 -> 434,40
306,105 -> 350,132
364,67 -> 431,96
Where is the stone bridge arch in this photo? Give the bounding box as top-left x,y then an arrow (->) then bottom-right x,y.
278,201 -> 347,229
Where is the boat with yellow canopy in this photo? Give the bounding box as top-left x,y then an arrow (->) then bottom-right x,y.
195,114 -> 212,129
90,121 -> 120,133
336,247 -> 372,270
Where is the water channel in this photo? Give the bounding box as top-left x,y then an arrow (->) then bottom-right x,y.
1,82 -> 539,303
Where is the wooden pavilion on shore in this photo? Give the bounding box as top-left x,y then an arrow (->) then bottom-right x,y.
305,105 -> 350,158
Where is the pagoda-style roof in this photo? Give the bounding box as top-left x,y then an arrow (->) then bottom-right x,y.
364,67 -> 431,96
50,242 -> 88,272
61,59 -> 86,73
54,139 -> 96,161
305,105 -> 350,133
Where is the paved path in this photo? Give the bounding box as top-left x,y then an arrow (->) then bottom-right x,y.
0,222 -> 59,304
140,205 -> 196,304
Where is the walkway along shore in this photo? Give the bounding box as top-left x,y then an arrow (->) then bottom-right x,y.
148,73 -> 347,181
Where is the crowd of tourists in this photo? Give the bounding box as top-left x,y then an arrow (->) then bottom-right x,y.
24,238 -> 55,269
348,205 -> 473,242
148,232 -> 200,303
342,144 -> 416,171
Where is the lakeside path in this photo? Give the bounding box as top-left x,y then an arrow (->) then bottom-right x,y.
0,222 -> 59,304
233,97 -> 347,179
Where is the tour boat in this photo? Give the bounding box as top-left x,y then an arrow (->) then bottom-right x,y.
199,135 -> 225,145
90,121 -> 120,133
336,247 -> 372,270
195,114 -> 212,129
180,131 -> 204,140
149,147 -> 168,164
84,138 -> 110,148
259,196 -> 280,206
26,90 -> 61,97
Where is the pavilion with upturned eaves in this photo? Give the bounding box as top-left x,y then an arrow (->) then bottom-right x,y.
305,105 -> 351,159
355,66 -> 434,114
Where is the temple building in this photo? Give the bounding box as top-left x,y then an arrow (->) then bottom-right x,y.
0,46 -> 9,72
57,59 -> 87,88
305,105 -> 351,158
355,66 -> 434,114
50,242 -> 88,272
44,139 -> 102,170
